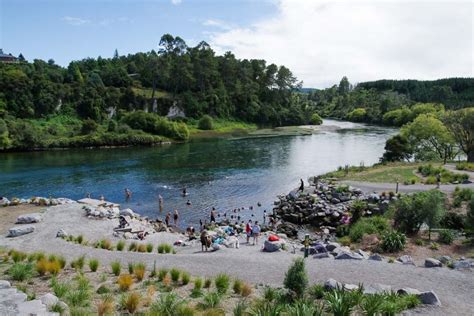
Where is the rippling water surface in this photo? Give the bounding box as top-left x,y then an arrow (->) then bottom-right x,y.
0,120 -> 396,227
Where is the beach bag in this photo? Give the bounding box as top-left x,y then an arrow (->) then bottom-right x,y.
268,234 -> 280,242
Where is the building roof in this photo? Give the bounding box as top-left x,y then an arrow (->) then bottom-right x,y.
0,49 -> 17,59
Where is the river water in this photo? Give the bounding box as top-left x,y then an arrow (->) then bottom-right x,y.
0,120 -> 396,227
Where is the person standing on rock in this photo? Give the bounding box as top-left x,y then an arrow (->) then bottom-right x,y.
165,212 -> 171,226
210,207 -> 217,223
298,179 -> 304,192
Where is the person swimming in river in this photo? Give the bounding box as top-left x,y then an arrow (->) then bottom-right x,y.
124,188 -> 132,200
298,178 -> 304,192
182,187 -> 187,196
186,199 -> 191,206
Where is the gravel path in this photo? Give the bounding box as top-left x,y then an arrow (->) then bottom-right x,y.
340,180 -> 474,194
1,204 -> 473,315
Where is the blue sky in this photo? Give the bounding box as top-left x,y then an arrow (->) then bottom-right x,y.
1,0 -> 472,87
1,0 -> 276,65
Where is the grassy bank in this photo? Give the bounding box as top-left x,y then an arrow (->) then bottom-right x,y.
187,118 -> 257,138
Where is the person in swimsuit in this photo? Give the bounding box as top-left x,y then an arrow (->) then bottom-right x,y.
173,209 -> 179,225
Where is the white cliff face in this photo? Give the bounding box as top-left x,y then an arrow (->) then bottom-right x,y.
166,102 -> 185,119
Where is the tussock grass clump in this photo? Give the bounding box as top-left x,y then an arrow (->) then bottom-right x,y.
134,263 -> 146,282
200,292 -> 222,309
117,274 -> 134,291
137,244 -> 147,253
214,274 -> 230,294
11,250 -> 27,263
128,242 -> 138,252
96,285 -> 110,294
192,277 -> 203,297
170,268 -> 180,283
46,259 -> 61,275
89,259 -> 99,272
157,243 -> 173,254
181,271 -> 191,285
128,263 -> 134,274
111,261 -> 121,276
308,284 -> 326,300
96,294 -> 114,316
51,277 -> 71,298
36,259 -> 49,276
158,268 -> 168,281
146,243 -> 154,253
100,239 -> 113,250
71,256 -> 85,271
76,235 -> 84,244
240,283 -> 252,297
150,292 -> 184,315
233,279 -> 243,294
9,263 -> 33,281
204,278 -> 212,289
120,292 -> 141,314
116,240 -> 125,251
65,275 -> 91,308
57,256 -> 66,269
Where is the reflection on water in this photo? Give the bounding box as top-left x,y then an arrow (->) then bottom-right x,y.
0,120 -> 396,227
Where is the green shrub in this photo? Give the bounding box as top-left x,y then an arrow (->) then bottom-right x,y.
51,278 -> 71,298
198,115 -> 214,130
170,268 -> 180,283
308,284 -> 326,300
9,263 -> 33,281
116,240 -> 125,251
150,292 -> 184,316
263,286 -> 281,303
111,261 -> 121,276
76,235 -> 84,244
96,285 -> 110,294
360,293 -> 384,316
157,243 -> 173,254
194,277 -> 203,290
134,263 -> 146,281
283,258 -> 308,299
324,288 -> 357,316
128,242 -> 137,252
204,278 -> 212,289
310,113 -> 323,125
438,230 -> 455,244
201,292 -> 221,309
380,231 -> 407,252
71,256 -> 85,271
349,216 -> 390,242
214,274 -> 230,294
11,250 -> 27,263
430,242 -> 439,250
128,263 -> 134,274
441,212 -> 465,230
88,259 -> 99,272
57,256 -> 66,269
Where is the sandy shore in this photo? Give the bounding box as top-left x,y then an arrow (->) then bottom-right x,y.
1,203 -> 473,315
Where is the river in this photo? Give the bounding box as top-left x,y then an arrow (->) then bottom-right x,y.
0,120 -> 396,227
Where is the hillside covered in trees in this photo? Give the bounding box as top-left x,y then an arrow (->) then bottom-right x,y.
0,33 -> 473,151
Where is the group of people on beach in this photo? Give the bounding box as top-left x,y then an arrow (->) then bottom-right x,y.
245,220 -> 261,245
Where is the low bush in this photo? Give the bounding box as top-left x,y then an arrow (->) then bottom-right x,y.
9,263 -> 33,281
71,256 -> 85,271
430,242 -> 440,250
284,257 -> 308,299
57,256 -> 66,269
150,292 -> 184,316
128,242 -> 137,252
240,283 -> 253,297
96,285 -> 110,294
96,294 -> 114,316
11,250 -> 27,263
36,259 -> 49,276
137,244 -> 147,253
204,278 -> 212,289
157,243 -> 173,254
89,259 -> 99,272
456,162 -> 474,172
441,212 -> 465,230
111,261 -> 121,276
438,229 -> 455,245
47,259 -> 61,275
201,292 -> 222,309
308,284 -> 326,300
380,231 -> 406,252
310,113 -> 323,125
117,274 -> 134,291
349,216 -> 390,242
214,274 -> 230,294
128,263 -> 134,274
51,278 -> 70,298
116,240 -> 125,251
99,239 -> 113,250
158,268 -> 168,281
198,115 -> 214,130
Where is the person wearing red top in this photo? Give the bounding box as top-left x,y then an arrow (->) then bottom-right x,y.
245,220 -> 253,243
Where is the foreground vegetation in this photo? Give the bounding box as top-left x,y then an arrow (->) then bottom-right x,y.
0,248 -> 423,316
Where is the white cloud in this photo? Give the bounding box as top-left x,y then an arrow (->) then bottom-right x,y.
202,19 -> 233,31
171,0 -> 182,5
209,0 -> 473,87
61,16 -> 90,26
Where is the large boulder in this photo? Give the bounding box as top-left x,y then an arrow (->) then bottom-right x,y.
264,240 -> 285,252
16,213 -> 43,224
369,253 -> 384,261
324,278 -> 342,290
40,293 -> 59,308
56,229 -> 68,238
418,291 -> 441,306
397,288 -> 421,295
325,242 -> 341,252
424,258 -> 442,268
120,208 -> 136,217
7,226 -> 35,237
0,197 -> 10,206
364,283 -> 392,295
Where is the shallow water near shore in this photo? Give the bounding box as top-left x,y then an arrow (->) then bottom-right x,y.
0,120 -> 396,227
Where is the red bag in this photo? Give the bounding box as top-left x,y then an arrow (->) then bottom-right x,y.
268,234 -> 280,241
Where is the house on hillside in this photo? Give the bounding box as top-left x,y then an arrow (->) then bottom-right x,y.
0,49 -> 19,63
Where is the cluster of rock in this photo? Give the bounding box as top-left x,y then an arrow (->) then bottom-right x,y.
0,280 -> 67,315
7,213 -> 45,238
83,205 -> 121,219
0,196 -> 75,207
323,278 -> 441,306
274,181 -> 394,237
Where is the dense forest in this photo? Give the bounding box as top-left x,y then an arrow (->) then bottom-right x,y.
0,33 -> 473,151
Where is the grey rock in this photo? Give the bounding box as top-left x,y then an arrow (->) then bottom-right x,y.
263,240 -> 284,252
424,258 -> 442,268
369,253 -> 384,261
331,198 -> 341,204
344,284 -> 359,291
7,226 -> 35,237
356,249 -> 369,259
16,213 -> 43,224
438,255 -> 452,264
418,291 -> 441,306
120,208 -> 136,217
364,283 -> 392,294
0,197 -> 10,206
453,260 -> 472,270
324,278 -> 342,290
325,242 -> 340,252
0,280 -> 11,289
397,255 -> 415,265
335,251 -> 363,260
56,229 -> 68,238
397,288 -> 421,295
40,293 -> 59,308
313,252 -> 332,259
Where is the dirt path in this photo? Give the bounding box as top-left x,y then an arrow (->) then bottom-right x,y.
340,180 -> 474,194
1,204 -> 473,315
